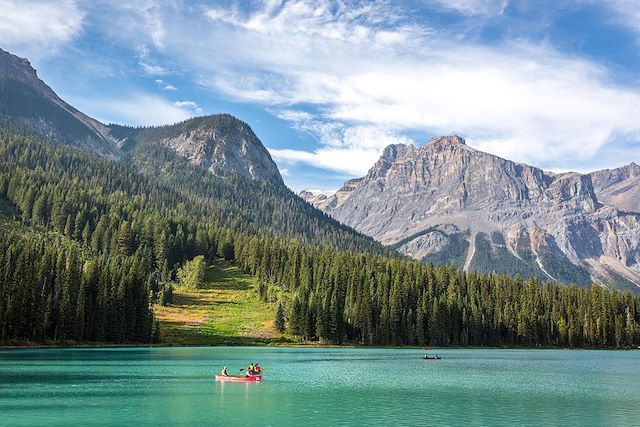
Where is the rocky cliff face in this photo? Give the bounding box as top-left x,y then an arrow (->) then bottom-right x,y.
590,162 -> 640,212
120,115 -> 283,183
302,135 -> 640,290
0,48 -> 118,157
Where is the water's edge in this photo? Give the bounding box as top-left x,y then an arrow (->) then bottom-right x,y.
2,343 -> 639,350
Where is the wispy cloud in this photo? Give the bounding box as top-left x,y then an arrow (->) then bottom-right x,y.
70,93 -> 193,126
0,0 -> 83,58
174,100 -> 203,114
154,78 -> 177,91
137,44 -> 167,75
603,0 -> 640,37
427,0 -> 509,16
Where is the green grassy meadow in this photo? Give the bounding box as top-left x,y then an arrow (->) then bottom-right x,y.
154,259 -> 296,346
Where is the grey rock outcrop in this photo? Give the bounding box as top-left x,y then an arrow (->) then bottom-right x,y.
590,162 -> 640,212
302,135 -> 640,290
127,115 -> 283,183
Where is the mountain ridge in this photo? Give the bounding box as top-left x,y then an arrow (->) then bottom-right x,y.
301,135 -> 640,290
0,48 -> 118,157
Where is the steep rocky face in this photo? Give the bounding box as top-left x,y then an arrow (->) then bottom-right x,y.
304,135 -> 640,290
119,115 -> 283,183
590,163 -> 640,212
0,48 -> 118,157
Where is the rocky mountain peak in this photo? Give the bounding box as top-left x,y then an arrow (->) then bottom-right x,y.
625,161 -> 640,174
0,48 -> 285,185
428,134 -> 466,147
299,190 -> 329,206
0,48 -> 117,157
423,135 -> 478,157
0,48 -> 39,83
304,134 -> 640,289
381,143 -> 411,161
120,114 -> 283,183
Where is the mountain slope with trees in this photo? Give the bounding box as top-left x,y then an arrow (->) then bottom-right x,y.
0,126 -> 387,344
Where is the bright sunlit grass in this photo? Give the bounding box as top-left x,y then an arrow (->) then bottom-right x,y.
154,259 -> 293,345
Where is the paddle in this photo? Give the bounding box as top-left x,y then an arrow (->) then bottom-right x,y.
239,367 -> 264,373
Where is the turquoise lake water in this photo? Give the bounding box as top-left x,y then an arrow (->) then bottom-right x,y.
1,347 -> 639,426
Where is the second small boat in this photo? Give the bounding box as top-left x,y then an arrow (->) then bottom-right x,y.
423,354 -> 442,360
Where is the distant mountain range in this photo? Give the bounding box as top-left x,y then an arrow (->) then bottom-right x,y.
301,136 -> 640,290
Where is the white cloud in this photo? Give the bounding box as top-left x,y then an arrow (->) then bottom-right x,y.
154,78 -> 177,91
139,61 -> 166,75
174,100 -> 197,108
603,0 -> 640,36
85,3 -> 170,76
138,0 -> 165,49
137,44 -> 167,75
428,0 -> 509,16
81,0 -> 640,178
203,1 -> 413,45
0,0 -> 83,58
174,100 -> 203,115
109,0 -> 165,49
274,109 -> 314,122
71,93 -> 193,126
269,124 -> 412,175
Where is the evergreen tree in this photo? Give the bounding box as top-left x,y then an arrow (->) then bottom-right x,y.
275,303 -> 286,333
177,256 -> 207,289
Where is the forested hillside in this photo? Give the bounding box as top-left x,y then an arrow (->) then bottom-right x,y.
1,129 -> 639,347
0,126 -> 386,344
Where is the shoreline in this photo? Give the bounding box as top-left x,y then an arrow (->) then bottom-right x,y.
1,341 -> 639,351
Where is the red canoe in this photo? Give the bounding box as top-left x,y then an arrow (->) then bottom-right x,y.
215,375 -> 262,382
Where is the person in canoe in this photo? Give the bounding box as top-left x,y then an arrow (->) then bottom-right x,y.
246,363 -> 256,376
221,366 -> 229,376
245,363 -> 263,376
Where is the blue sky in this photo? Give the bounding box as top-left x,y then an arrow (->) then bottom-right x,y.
2,0 -> 640,192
